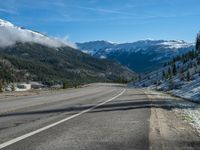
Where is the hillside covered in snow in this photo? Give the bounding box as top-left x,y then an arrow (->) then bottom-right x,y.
134,34 -> 200,102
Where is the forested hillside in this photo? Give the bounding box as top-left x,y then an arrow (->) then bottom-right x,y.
134,33 -> 200,101
0,42 -> 136,86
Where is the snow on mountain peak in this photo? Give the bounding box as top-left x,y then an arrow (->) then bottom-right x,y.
0,19 -> 76,48
77,39 -> 195,72
160,40 -> 193,49
0,19 -> 14,27
77,39 -> 194,55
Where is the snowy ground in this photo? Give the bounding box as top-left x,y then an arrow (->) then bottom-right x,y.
143,75 -> 200,102
146,89 -> 200,135
171,76 -> 200,102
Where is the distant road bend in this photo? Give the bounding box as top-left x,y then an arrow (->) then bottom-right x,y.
0,83 -> 199,150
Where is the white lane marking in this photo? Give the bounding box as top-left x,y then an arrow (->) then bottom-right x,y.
0,89 -> 126,149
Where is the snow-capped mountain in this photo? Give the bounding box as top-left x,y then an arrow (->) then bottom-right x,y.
77,40 -> 194,73
0,19 -> 136,85
76,40 -> 115,55
0,19 -> 76,48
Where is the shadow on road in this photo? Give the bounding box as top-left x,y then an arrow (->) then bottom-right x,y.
0,97 -> 197,118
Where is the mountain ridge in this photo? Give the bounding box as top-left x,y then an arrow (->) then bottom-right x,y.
0,19 -> 136,85
77,40 -> 194,73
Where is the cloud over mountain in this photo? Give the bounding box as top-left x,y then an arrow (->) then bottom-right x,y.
0,19 -> 76,48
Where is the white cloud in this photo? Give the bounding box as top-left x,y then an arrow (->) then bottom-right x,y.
55,36 -> 77,49
65,5 -> 136,16
0,19 -> 77,49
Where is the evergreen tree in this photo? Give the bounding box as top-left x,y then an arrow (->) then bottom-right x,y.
162,71 -> 166,80
196,32 -> 200,51
63,81 -> 69,89
186,71 -> 190,81
172,64 -> 177,75
0,82 -> 3,92
167,67 -> 172,79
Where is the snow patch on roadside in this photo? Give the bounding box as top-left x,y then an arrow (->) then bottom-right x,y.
182,109 -> 200,132
147,89 -> 200,134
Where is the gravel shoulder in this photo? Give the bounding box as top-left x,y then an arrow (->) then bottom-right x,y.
146,90 -> 200,150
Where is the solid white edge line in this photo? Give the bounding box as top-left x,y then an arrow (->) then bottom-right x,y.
0,89 -> 126,149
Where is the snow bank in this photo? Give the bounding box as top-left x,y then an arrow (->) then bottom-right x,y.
147,90 -> 200,134
171,77 -> 200,102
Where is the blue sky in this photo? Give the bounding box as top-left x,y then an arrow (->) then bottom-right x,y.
0,0 -> 200,43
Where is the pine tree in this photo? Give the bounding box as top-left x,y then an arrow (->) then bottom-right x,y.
167,67 -> 172,79
0,82 -> 3,92
162,71 -> 165,78
172,64 -> 177,75
196,32 -> 200,51
63,81 -> 68,89
186,71 -> 190,81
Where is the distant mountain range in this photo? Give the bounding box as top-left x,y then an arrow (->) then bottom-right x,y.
77,40 -> 194,73
0,19 -> 136,85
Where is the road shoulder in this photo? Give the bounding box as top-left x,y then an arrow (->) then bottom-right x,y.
145,90 -> 200,150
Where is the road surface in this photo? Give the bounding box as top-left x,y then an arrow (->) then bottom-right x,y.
0,83 -> 199,150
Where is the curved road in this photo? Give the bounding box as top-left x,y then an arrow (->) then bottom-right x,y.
0,83 -> 199,150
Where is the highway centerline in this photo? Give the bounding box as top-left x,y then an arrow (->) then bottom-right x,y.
0,89 -> 126,149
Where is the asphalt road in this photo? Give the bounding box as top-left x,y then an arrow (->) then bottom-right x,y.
0,83 -> 198,150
